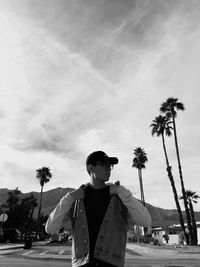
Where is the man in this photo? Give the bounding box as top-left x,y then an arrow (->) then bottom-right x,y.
45,151 -> 151,267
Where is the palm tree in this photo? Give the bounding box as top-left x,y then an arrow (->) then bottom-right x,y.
36,167 -> 52,237
180,190 -> 200,245
132,147 -> 147,206
150,115 -> 188,243
160,97 -> 193,244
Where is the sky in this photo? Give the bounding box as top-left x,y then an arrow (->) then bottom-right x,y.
0,0 -> 200,211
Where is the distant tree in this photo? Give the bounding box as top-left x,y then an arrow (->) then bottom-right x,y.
21,194 -> 37,236
0,203 -> 8,214
4,189 -> 37,236
160,97 -> 193,244
132,147 -> 147,206
150,115 -> 187,241
35,214 -> 49,239
180,190 -> 200,245
5,188 -> 23,229
6,187 -> 21,209
36,167 -> 52,237
0,203 -> 9,237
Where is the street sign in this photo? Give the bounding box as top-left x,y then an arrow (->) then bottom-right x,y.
0,213 -> 8,222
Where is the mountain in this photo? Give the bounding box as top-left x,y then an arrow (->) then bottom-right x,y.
1,187 -> 200,227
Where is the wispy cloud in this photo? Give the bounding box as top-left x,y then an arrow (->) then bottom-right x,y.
0,0 -> 200,210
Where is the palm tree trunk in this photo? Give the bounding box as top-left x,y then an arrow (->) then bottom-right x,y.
189,200 -> 198,245
138,168 -> 145,206
161,133 -> 188,244
138,168 -> 147,239
37,186 -> 43,220
36,185 -> 43,239
172,116 -> 193,244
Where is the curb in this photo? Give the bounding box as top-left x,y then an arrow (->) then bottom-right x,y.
0,243 -> 24,250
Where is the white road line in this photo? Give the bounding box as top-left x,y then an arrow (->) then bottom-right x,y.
40,250 -> 48,256
58,250 -> 65,255
0,248 -> 23,255
22,250 -> 34,255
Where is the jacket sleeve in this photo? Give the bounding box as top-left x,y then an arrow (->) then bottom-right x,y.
116,185 -> 152,227
45,193 -> 75,234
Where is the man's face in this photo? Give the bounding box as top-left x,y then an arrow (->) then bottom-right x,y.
92,160 -> 114,181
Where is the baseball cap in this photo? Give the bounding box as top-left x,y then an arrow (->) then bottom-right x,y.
86,151 -> 119,166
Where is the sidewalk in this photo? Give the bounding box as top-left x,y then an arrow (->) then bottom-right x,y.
0,240 -> 49,250
126,242 -> 200,259
0,243 -> 24,250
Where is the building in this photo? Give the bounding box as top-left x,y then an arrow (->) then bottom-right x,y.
152,221 -> 200,245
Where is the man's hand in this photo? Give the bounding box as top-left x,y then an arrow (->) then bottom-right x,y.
69,185 -> 85,200
110,181 -> 120,195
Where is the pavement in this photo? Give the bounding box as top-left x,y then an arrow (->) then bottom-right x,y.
0,240 -> 47,250
1,241 -> 200,257
1,242 -> 200,267
126,242 -> 200,259
0,243 -> 24,250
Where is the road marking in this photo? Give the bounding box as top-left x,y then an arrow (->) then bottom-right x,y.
39,250 -> 49,255
58,250 -> 65,255
22,250 -> 34,255
0,248 -> 22,255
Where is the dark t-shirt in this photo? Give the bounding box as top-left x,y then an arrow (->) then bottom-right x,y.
84,185 -> 111,258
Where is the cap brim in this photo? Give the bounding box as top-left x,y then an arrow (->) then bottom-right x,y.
108,157 -> 118,165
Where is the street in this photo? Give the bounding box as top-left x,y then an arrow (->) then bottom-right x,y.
0,241 -> 200,267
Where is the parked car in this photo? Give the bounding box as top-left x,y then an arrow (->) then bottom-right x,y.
1,228 -> 21,243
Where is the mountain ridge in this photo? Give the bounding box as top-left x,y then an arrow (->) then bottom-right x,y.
1,187 -> 200,227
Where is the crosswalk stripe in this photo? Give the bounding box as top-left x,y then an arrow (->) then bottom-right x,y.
40,250 -> 48,255
58,250 -> 65,255
22,250 -> 34,255
0,250 -> 140,260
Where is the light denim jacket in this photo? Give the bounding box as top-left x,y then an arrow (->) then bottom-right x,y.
45,184 -> 152,267
71,195 -> 128,267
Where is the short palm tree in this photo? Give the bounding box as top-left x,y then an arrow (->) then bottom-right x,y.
180,190 -> 200,245
36,167 -> 52,235
132,147 -> 147,206
150,115 -> 187,242
160,97 -> 193,244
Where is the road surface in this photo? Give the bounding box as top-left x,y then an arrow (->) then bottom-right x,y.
0,242 -> 200,266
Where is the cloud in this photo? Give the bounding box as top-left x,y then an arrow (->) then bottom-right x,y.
0,0 -> 200,210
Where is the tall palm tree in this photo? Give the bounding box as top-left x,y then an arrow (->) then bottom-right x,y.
150,115 -> 188,243
180,190 -> 200,245
160,97 -> 193,244
36,167 -> 52,236
132,147 -> 147,206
